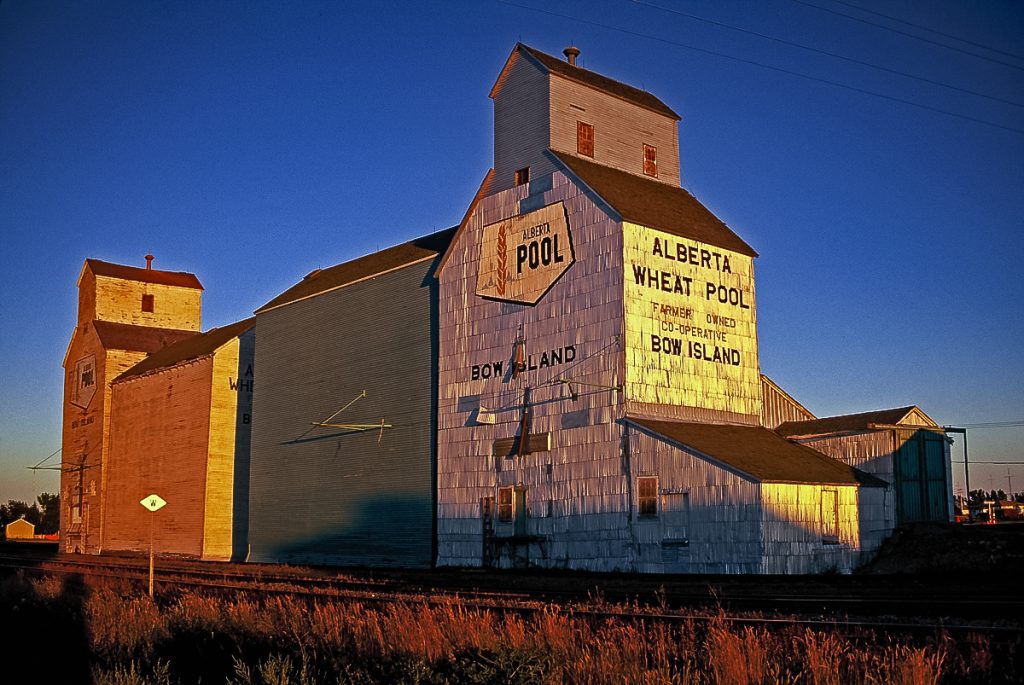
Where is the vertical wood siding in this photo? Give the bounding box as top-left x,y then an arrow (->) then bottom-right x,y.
759,376 -> 815,429
248,262 -> 438,568
549,76 -> 680,185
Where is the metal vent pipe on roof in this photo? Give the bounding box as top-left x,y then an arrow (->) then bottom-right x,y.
145,254 -> 154,270
563,46 -> 580,66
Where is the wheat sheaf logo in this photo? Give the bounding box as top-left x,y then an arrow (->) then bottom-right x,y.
496,222 -> 507,295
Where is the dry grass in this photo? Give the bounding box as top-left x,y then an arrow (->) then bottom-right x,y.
0,572 -> 1010,684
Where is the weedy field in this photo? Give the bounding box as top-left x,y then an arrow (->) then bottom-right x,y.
0,572 -> 1015,684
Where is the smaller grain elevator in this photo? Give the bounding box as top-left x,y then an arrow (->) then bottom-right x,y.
61,258 -> 202,553
103,319 -> 255,560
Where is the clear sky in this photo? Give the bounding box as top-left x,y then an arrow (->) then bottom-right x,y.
1,1 -> 1022,504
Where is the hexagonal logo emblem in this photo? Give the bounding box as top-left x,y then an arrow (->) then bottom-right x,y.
476,201 -> 575,305
70,354 -> 97,409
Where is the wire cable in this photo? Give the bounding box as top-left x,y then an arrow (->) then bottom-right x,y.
497,1 -> 1024,135
633,0 -> 1024,108
827,0 -> 1024,61
790,0 -> 1024,71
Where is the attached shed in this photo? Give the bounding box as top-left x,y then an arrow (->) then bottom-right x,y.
5,518 -> 36,540
777,406 -> 953,525
247,229 -> 454,568
103,318 -> 255,560
627,419 -> 888,574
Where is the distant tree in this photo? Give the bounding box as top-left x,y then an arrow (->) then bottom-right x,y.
0,500 -> 42,529
36,493 -> 60,535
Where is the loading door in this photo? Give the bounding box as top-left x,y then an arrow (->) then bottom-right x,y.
896,430 -> 950,523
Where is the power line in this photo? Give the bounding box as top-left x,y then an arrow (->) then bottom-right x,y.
790,0 -> 1024,71
952,461 -> 1024,466
498,1 -> 1024,135
633,0 -> 1024,108
827,0 -> 1024,62
951,421 -> 1024,429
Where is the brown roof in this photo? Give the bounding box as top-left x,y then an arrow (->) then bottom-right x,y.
114,318 -> 255,382
515,44 -> 680,120
93,321 -> 198,354
628,417 -> 885,486
257,228 -> 456,313
86,259 -> 203,290
552,151 -> 758,257
776,406 -> 923,437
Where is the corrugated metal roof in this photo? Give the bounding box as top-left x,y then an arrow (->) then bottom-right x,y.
114,317 -> 255,383
776,406 -> 925,437
257,228 -> 456,313
551,151 -> 758,257
628,417 -> 886,486
86,259 -> 204,290
515,44 -> 680,120
92,320 -> 198,354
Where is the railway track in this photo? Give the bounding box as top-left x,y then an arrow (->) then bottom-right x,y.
2,549 -> 1021,638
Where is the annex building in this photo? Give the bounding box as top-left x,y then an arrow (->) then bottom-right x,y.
61,44 -> 952,572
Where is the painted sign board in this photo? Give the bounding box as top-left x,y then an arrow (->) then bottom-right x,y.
623,223 -> 761,417
140,494 -> 167,512
70,355 -> 97,409
476,202 -> 574,305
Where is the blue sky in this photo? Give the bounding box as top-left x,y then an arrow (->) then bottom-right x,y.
1,0 -> 1022,503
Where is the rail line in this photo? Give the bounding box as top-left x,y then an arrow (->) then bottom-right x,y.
2,549 -> 1021,639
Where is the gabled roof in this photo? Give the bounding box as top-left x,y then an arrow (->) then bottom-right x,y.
114,318 -> 255,383
492,44 -> 680,120
628,417 -> 885,486
776,406 -> 938,438
93,321 -> 198,354
257,228 -> 456,313
435,169 -> 495,276
84,259 -> 203,290
552,151 -> 758,257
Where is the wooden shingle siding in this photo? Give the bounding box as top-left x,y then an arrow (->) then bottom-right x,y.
437,170 -> 630,570
792,431 -> 897,541
248,261 -> 438,568
549,75 -> 680,185
629,427 -> 763,574
493,54 -> 555,192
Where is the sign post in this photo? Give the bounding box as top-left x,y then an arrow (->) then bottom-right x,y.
140,494 -> 167,598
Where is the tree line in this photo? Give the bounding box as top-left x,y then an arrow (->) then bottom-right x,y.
0,493 -> 59,535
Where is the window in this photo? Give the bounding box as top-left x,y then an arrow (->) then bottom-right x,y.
577,121 -> 594,157
821,489 -> 839,544
497,486 -> 513,522
71,505 -> 81,524
514,167 -> 530,186
638,476 -> 658,518
142,294 -> 154,312
643,144 -> 658,177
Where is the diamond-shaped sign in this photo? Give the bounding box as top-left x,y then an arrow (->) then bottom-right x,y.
476,201 -> 575,305
140,494 -> 167,512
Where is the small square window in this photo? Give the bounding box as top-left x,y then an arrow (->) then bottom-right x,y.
577,121 -> 594,157
643,144 -> 658,177
497,486 -> 513,522
142,294 -> 154,312
514,167 -> 530,186
638,476 -> 658,518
